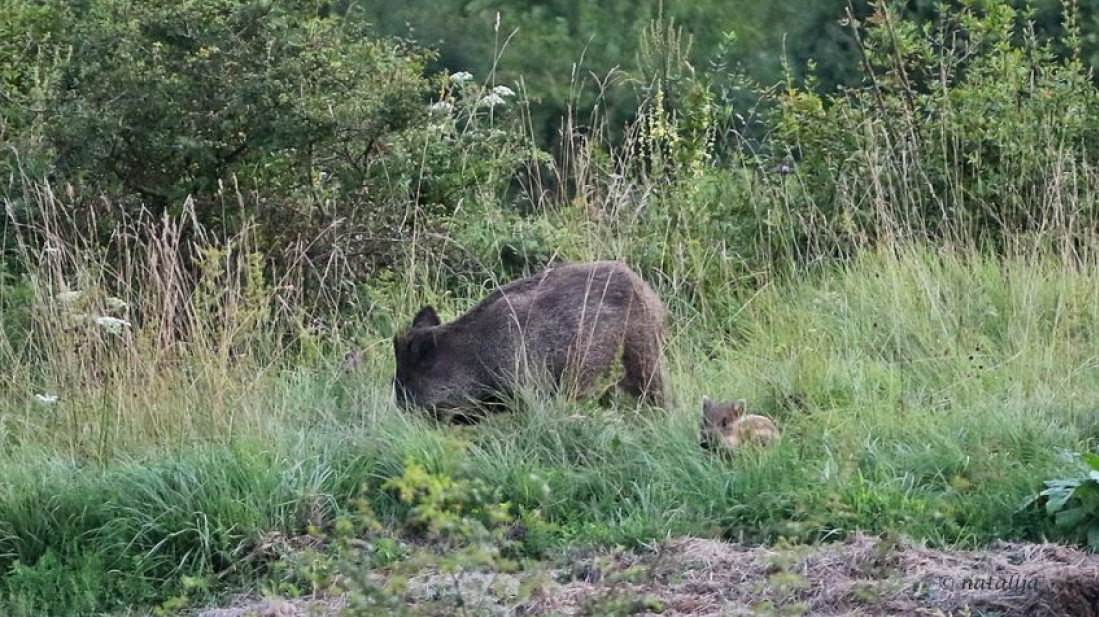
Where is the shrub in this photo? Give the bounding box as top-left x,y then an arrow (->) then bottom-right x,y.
1023,452 -> 1099,550
1,0 -> 538,290
766,0 -> 1099,254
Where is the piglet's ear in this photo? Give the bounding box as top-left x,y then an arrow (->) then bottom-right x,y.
731,399 -> 747,419
412,306 -> 442,329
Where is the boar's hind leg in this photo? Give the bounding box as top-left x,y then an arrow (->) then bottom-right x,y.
619,330 -> 666,408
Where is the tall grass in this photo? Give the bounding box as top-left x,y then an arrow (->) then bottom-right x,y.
1,234 -> 1095,613
1,180 -> 369,458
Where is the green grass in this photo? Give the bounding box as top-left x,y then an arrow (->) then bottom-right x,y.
0,245 -> 1094,615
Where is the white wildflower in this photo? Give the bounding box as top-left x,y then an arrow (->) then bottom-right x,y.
43,246 -> 61,255
492,85 -> 515,98
95,315 -> 131,334
478,93 -> 507,108
430,100 -> 456,114
34,394 -> 59,405
56,290 -> 85,304
449,71 -> 474,84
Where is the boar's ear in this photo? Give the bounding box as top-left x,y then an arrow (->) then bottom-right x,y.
411,306 -> 441,329
702,397 -> 714,415
410,333 -> 437,364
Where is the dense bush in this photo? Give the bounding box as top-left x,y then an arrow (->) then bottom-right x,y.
767,1 -> 1099,251
577,0 -> 1099,294
8,0 -> 1099,304
1,0 -> 537,288
356,0 -> 1099,153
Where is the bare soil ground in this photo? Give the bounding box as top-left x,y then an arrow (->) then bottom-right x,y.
198,533 -> 1099,617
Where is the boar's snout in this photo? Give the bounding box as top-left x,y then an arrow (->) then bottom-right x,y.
394,372 -> 433,411
393,378 -> 413,410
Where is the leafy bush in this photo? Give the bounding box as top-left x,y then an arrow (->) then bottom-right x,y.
1,0 -> 538,288
267,448 -> 557,616
765,0 -> 1099,253
1024,452 -> 1099,550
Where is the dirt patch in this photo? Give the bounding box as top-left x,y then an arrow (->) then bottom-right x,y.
536,534 -> 1099,616
197,533 -> 1099,616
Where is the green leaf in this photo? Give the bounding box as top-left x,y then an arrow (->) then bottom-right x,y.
1042,484 -> 1078,515
1018,493 -> 1041,512
1073,481 -> 1099,505
1054,506 -> 1092,528
1081,453 -> 1099,473
1044,479 -> 1083,491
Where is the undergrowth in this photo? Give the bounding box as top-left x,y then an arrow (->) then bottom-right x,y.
0,248 -> 1094,615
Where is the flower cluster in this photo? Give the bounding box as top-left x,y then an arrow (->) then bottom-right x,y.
430,71 -> 517,119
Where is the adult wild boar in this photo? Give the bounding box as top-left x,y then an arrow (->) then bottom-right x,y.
392,261 -> 668,420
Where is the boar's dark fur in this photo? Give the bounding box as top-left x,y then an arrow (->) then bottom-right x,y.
392,261 -> 668,421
